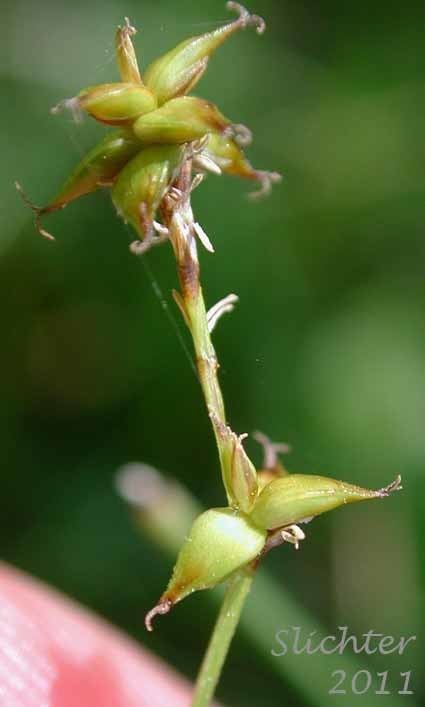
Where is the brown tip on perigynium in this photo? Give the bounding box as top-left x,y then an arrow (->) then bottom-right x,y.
376,474 -> 403,497
223,123 -> 253,147
120,16 -> 137,37
226,2 -> 266,35
144,599 -> 172,632
249,171 -> 282,199
15,181 -> 56,241
50,96 -> 83,123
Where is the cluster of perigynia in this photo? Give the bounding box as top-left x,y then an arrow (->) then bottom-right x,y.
145,419 -> 401,630
18,3 -> 280,249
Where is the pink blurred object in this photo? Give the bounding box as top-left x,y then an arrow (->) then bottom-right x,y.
0,563 -> 192,707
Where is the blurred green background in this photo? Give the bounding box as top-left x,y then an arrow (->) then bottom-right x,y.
0,1 -> 424,705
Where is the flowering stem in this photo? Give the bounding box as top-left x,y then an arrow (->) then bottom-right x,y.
164,160 -> 231,501
180,268 -> 226,421
190,570 -> 254,707
162,159 -> 254,704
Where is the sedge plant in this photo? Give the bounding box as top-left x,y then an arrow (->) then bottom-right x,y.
18,4 -> 402,706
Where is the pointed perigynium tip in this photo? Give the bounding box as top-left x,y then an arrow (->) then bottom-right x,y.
249,171 -> 282,199
376,474 -> 402,497
144,599 -> 173,632
50,96 -> 83,123
120,16 -> 137,36
15,181 -> 56,241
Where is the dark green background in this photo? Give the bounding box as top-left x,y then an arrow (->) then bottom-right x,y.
0,1 -> 423,705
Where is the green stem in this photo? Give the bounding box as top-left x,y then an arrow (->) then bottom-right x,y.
184,283 -> 226,422
184,286 -> 232,493
166,163 -> 232,502
163,162 -> 255,705
190,570 -> 254,707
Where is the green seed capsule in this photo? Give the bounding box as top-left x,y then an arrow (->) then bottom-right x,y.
198,133 -> 282,197
250,474 -> 402,531
40,130 -> 142,215
161,508 -> 266,605
143,2 -> 265,105
133,96 -> 230,145
17,130 -> 143,240
203,133 -> 257,179
52,83 -> 157,126
111,144 -> 184,237
115,20 -> 143,84
78,83 -> 157,125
